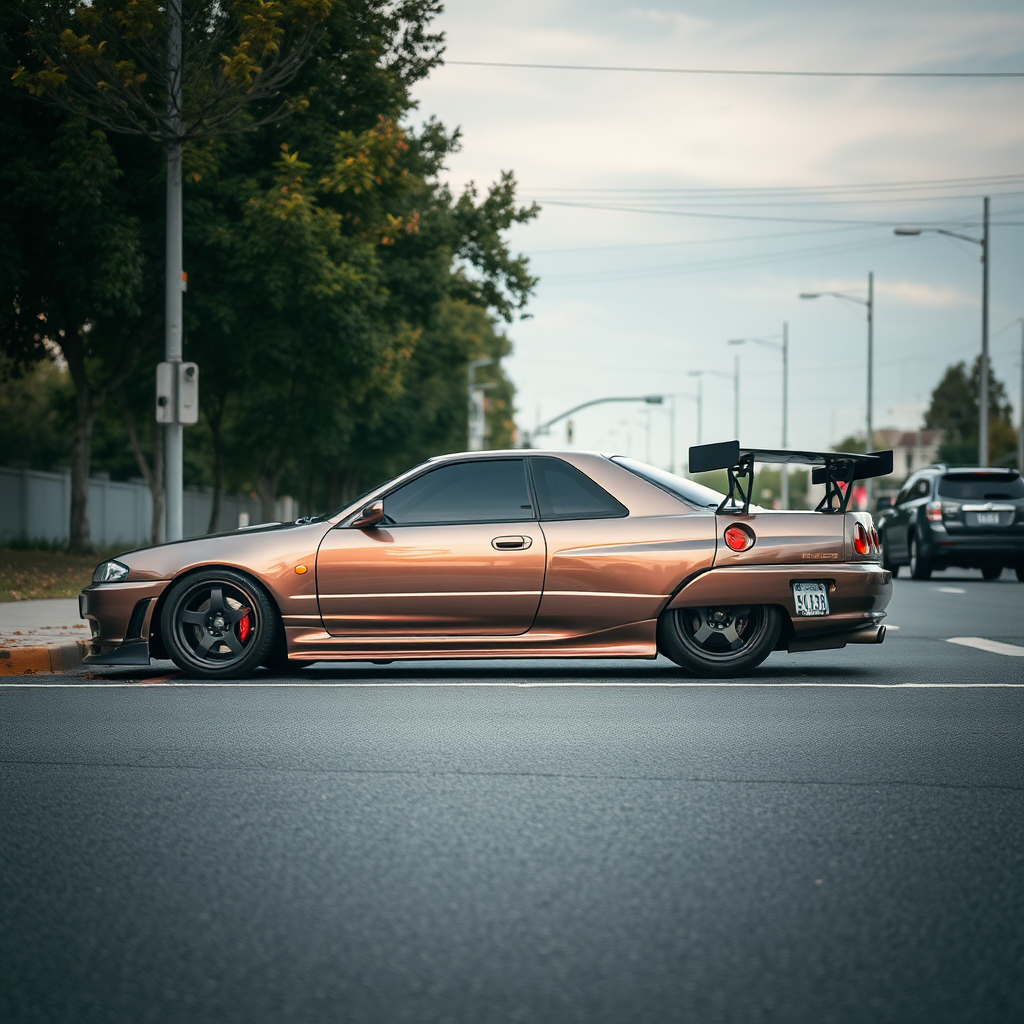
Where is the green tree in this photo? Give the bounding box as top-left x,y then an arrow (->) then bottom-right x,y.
1,4 -> 147,551
925,357 -> 1017,466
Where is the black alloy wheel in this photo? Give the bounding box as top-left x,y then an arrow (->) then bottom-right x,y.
658,604 -> 781,678
160,569 -> 276,678
908,534 -> 932,581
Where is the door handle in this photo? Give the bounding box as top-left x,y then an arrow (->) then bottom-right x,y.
492,535 -> 532,550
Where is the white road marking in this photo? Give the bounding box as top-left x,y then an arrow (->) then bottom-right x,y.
946,637 -> 1024,657
937,587 -> 967,594
2,681 -> 1022,690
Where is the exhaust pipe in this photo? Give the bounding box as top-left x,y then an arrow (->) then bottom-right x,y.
846,624 -> 886,644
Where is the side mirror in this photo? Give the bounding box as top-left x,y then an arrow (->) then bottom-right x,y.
875,496 -> 893,511
351,499 -> 385,529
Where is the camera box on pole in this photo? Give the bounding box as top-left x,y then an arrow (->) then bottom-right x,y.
178,362 -> 199,424
156,361 -> 199,424
156,362 -> 175,424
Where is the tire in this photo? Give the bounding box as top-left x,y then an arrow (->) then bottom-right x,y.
981,565 -> 1002,581
880,532 -> 900,577
1017,566 -> 1024,583
658,604 -> 782,678
160,568 -> 277,679
908,534 -> 932,581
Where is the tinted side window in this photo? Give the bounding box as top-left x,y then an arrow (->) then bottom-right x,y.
896,482 -> 914,506
384,460 -> 533,525
531,457 -> 628,520
913,478 -> 932,500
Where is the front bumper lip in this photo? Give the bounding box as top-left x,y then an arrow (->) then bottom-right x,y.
83,640 -> 152,666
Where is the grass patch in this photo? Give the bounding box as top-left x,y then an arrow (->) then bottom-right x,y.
0,548 -> 103,602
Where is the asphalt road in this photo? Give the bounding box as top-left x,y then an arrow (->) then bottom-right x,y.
2,570 -> 1023,1024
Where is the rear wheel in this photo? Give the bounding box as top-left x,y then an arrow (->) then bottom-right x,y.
909,535 -> 932,580
1017,566 -> 1024,583
658,605 -> 781,678
982,565 -> 1002,581
161,569 -> 276,679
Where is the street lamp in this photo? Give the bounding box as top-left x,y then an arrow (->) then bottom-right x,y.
688,368 -> 737,440
529,395 -> 664,447
800,274 -> 875,505
893,198 -> 990,465
728,324 -> 789,506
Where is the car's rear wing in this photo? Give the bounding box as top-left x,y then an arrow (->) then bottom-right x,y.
688,440 -> 894,514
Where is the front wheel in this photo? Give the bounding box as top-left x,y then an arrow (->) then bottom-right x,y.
909,535 -> 932,581
658,604 -> 782,678
160,569 -> 277,679
880,532 -> 900,577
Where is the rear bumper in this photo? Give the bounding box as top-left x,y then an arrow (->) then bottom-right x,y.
667,563 -> 892,646
924,528 -> 1024,562
79,581 -> 169,664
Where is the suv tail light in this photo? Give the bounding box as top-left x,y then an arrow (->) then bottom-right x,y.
926,501 -> 942,522
854,523 -> 869,555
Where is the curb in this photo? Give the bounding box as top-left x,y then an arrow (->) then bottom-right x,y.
0,639 -> 90,676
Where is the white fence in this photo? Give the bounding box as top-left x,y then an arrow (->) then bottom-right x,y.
0,467 -> 297,549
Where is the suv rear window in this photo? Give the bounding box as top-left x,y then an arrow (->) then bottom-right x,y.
937,473 -> 1024,500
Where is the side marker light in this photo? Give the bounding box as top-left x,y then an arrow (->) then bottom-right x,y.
295,565 -> 308,574
724,524 -> 755,552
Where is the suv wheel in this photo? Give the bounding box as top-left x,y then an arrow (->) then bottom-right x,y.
909,534 -> 932,580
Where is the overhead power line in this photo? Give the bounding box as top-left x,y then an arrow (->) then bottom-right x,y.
447,60 -> 1024,79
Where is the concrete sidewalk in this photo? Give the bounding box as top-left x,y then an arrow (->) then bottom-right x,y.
0,598 -> 89,675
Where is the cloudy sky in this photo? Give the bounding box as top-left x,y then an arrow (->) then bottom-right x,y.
412,0 -> 1024,467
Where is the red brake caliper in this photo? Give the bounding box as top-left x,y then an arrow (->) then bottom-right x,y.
237,612 -> 252,643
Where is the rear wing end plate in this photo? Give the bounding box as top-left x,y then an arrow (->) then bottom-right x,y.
689,440 -> 894,514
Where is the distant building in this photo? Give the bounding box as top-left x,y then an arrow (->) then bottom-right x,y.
875,428 -> 942,481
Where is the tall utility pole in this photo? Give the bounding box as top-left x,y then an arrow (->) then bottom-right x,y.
800,277 -> 875,506
1018,319 -> 1024,475
894,197 -> 990,466
727,329 -> 788,504
164,0 -> 184,541
733,354 -> 740,438
782,322 -> 789,508
980,197 -> 990,466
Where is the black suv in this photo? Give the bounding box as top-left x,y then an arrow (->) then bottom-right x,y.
877,466 -> 1024,580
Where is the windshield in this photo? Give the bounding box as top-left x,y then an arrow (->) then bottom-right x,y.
938,473 -> 1024,500
611,456 -> 725,509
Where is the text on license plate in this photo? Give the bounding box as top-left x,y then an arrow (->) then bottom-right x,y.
975,512 -> 1000,525
792,582 -> 829,616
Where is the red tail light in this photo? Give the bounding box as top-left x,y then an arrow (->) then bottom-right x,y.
926,501 -> 942,522
870,527 -> 880,551
724,524 -> 755,552
854,523 -> 869,555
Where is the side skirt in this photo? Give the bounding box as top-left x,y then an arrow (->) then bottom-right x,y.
284,620 -> 659,662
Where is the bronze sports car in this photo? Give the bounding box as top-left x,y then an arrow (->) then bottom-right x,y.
79,442 -> 894,678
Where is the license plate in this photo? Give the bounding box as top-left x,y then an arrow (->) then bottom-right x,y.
975,512 -> 1000,525
792,582 -> 829,616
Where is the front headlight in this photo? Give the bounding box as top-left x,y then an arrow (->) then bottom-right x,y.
93,560 -> 130,583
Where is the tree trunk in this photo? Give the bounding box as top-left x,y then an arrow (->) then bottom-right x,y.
150,419 -> 165,544
61,322 -> 139,555
206,392 -> 226,534
256,467 -> 283,524
68,387 -> 98,554
120,386 -> 165,545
